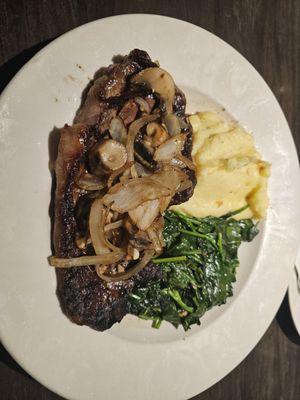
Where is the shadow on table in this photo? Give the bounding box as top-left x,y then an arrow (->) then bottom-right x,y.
276,292 -> 300,345
0,38 -> 53,93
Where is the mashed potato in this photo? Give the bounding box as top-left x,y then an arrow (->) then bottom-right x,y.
172,112 -> 270,220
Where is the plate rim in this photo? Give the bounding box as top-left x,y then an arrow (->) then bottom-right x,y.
0,13 -> 299,400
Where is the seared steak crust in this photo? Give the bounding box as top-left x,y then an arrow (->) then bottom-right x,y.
54,50 -> 195,331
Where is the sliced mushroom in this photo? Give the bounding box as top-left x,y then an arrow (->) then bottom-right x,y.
89,139 -> 128,175
131,67 -> 175,114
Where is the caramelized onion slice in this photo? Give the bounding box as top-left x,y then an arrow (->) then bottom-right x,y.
49,252 -> 124,268
76,173 -> 106,191
96,250 -> 155,282
146,122 -> 169,147
101,207 -> 122,252
89,198 -> 110,254
131,67 -> 175,114
167,158 -> 186,169
135,162 -> 152,177
107,161 -> 133,188
129,199 -> 160,231
109,117 -> 127,144
149,167 -> 188,194
163,114 -> 181,136
126,114 -> 158,162
89,198 -> 121,254
103,175 -> 171,213
176,154 -> 196,171
146,225 -> 163,253
153,133 -> 186,162
134,97 -> 151,114
159,196 -> 172,213
104,220 -> 123,232
105,167 -> 188,213
177,179 -> 193,192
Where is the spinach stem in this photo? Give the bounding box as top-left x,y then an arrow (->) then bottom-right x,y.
165,289 -> 194,313
173,210 -> 204,227
217,232 -> 224,259
172,210 -> 197,231
222,204 -> 249,218
152,255 -> 187,264
179,229 -> 217,248
152,317 -> 162,329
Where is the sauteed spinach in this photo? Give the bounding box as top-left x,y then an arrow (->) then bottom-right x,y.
127,208 -> 258,330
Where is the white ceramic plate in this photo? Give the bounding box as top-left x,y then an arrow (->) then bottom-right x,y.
0,15 -> 299,400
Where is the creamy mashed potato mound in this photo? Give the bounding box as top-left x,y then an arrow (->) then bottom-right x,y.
172,112 -> 270,220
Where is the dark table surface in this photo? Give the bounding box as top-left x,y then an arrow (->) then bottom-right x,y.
0,1 -> 299,399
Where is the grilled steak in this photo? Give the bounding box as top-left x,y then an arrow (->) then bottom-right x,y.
53,49 -> 195,331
